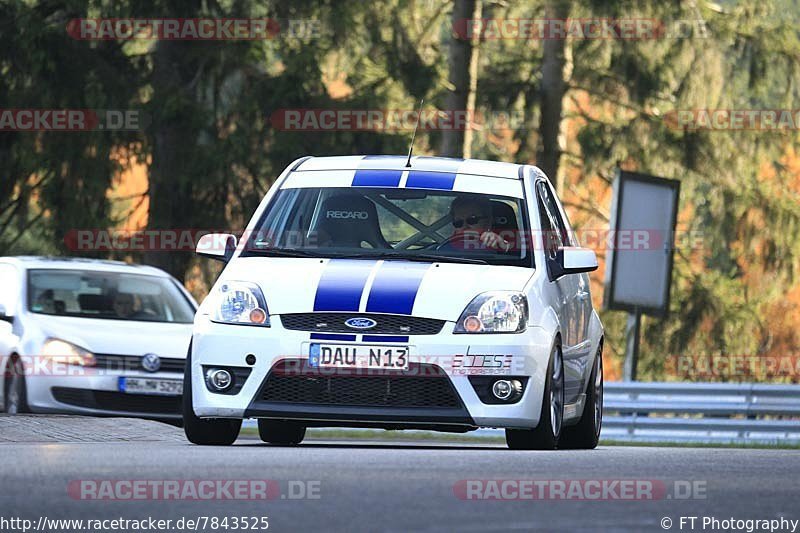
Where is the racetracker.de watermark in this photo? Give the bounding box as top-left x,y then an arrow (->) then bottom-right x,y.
2,354 -> 526,378
68,479 -> 321,500
269,109 -> 525,131
64,228 -> 705,253
664,109 -> 800,131
67,18 -> 321,40
665,354 -> 800,381
0,109 -> 145,131
454,479 -> 707,500
453,18 -> 709,40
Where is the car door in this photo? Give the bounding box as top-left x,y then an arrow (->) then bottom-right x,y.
535,182 -> 584,404
546,183 -> 593,352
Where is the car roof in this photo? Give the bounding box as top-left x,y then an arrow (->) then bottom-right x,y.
0,256 -> 172,277
294,155 -> 529,180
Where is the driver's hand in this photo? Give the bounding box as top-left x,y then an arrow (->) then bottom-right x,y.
480,231 -> 511,251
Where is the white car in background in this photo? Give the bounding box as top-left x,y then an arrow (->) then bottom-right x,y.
185,155 -> 604,449
0,257 -> 197,422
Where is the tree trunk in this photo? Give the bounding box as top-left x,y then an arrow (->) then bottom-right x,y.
441,0 -> 482,158
144,40 -> 195,281
537,0 -> 572,192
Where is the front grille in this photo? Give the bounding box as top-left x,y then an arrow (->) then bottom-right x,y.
52,387 -> 181,415
279,313 -> 445,335
93,354 -> 185,373
260,360 -> 461,408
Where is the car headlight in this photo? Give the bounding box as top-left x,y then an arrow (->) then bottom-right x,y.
41,338 -> 96,366
454,292 -> 528,334
210,281 -> 270,326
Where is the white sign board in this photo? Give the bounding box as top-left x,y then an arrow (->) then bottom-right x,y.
603,170 -> 680,317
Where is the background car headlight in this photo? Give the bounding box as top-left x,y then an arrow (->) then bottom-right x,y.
454,292 -> 528,334
210,281 -> 270,326
41,338 -> 96,366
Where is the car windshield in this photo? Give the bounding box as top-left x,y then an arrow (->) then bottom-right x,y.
27,269 -> 195,323
242,186 -> 533,267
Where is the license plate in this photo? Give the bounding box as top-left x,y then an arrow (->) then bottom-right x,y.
308,343 -> 409,370
118,377 -> 183,396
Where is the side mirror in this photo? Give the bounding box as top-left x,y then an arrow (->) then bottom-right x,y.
0,304 -> 10,323
552,247 -> 598,278
196,233 -> 238,263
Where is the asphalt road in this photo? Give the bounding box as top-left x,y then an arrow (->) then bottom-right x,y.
1,416 -> 799,533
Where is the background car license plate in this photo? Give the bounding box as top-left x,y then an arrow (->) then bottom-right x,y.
309,343 -> 409,370
118,377 -> 183,396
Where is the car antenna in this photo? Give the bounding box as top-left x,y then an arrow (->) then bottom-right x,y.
405,98 -> 423,168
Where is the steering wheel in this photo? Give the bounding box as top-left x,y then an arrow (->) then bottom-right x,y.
435,233 -> 469,251
131,309 -> 158,320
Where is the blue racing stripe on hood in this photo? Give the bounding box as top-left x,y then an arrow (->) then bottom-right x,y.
313,259 -> 375,312
311,333 -> 357,341
365,261 -> 430,315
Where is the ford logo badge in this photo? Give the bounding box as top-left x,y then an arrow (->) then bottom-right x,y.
344,317 -> 377,330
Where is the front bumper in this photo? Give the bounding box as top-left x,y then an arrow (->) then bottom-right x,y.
25,367 -> 184,421
191,315 -> 554,429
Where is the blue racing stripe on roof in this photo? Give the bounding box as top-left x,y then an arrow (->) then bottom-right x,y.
310,333 -> 357,341
405,171 -> 456,190
313,260 -> 375,312
365,262 -> 430,315
362,335 -> 409,343
352,169 -> 403,187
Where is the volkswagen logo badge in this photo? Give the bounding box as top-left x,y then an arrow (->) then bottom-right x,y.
141,353 -> 161,372
344,317 -> 377,330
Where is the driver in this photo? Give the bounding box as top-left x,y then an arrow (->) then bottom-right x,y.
449,196 -> 511,252
112,292 -> 137,318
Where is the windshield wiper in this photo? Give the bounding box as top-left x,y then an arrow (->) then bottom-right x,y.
335,251 -> 488,265
244,247 -> 324,258
245,248 -> 487,264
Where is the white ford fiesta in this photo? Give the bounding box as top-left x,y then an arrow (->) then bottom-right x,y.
185,155 -> 604,449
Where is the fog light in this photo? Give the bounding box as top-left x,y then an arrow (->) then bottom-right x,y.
206,368 -> 233,391
492,380 -> 513,400
492,379 -> 523,401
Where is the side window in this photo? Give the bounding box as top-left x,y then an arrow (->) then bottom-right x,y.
545,182 -> 579,247
0,264 -> 20,315
536,182 -> 565,258
537,196 -> 560,258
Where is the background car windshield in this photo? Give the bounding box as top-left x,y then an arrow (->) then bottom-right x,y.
245,186 -> 532,267
27,269 -> 195,323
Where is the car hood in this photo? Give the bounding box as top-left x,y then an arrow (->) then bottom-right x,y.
213,257 -> 534,322
30,315 -> 192,358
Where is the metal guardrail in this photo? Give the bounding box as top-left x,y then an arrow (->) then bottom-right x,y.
602,382 -> 800,444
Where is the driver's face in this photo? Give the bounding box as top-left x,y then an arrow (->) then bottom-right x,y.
452,203 -> 491,234
113,295 -> 134,317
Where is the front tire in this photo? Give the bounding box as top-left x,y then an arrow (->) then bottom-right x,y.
258,419 -> 306,445
506,342 -> 564,450
182,346 -> 241,445
559,345 -> 603,449
5,356 -> 29,414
